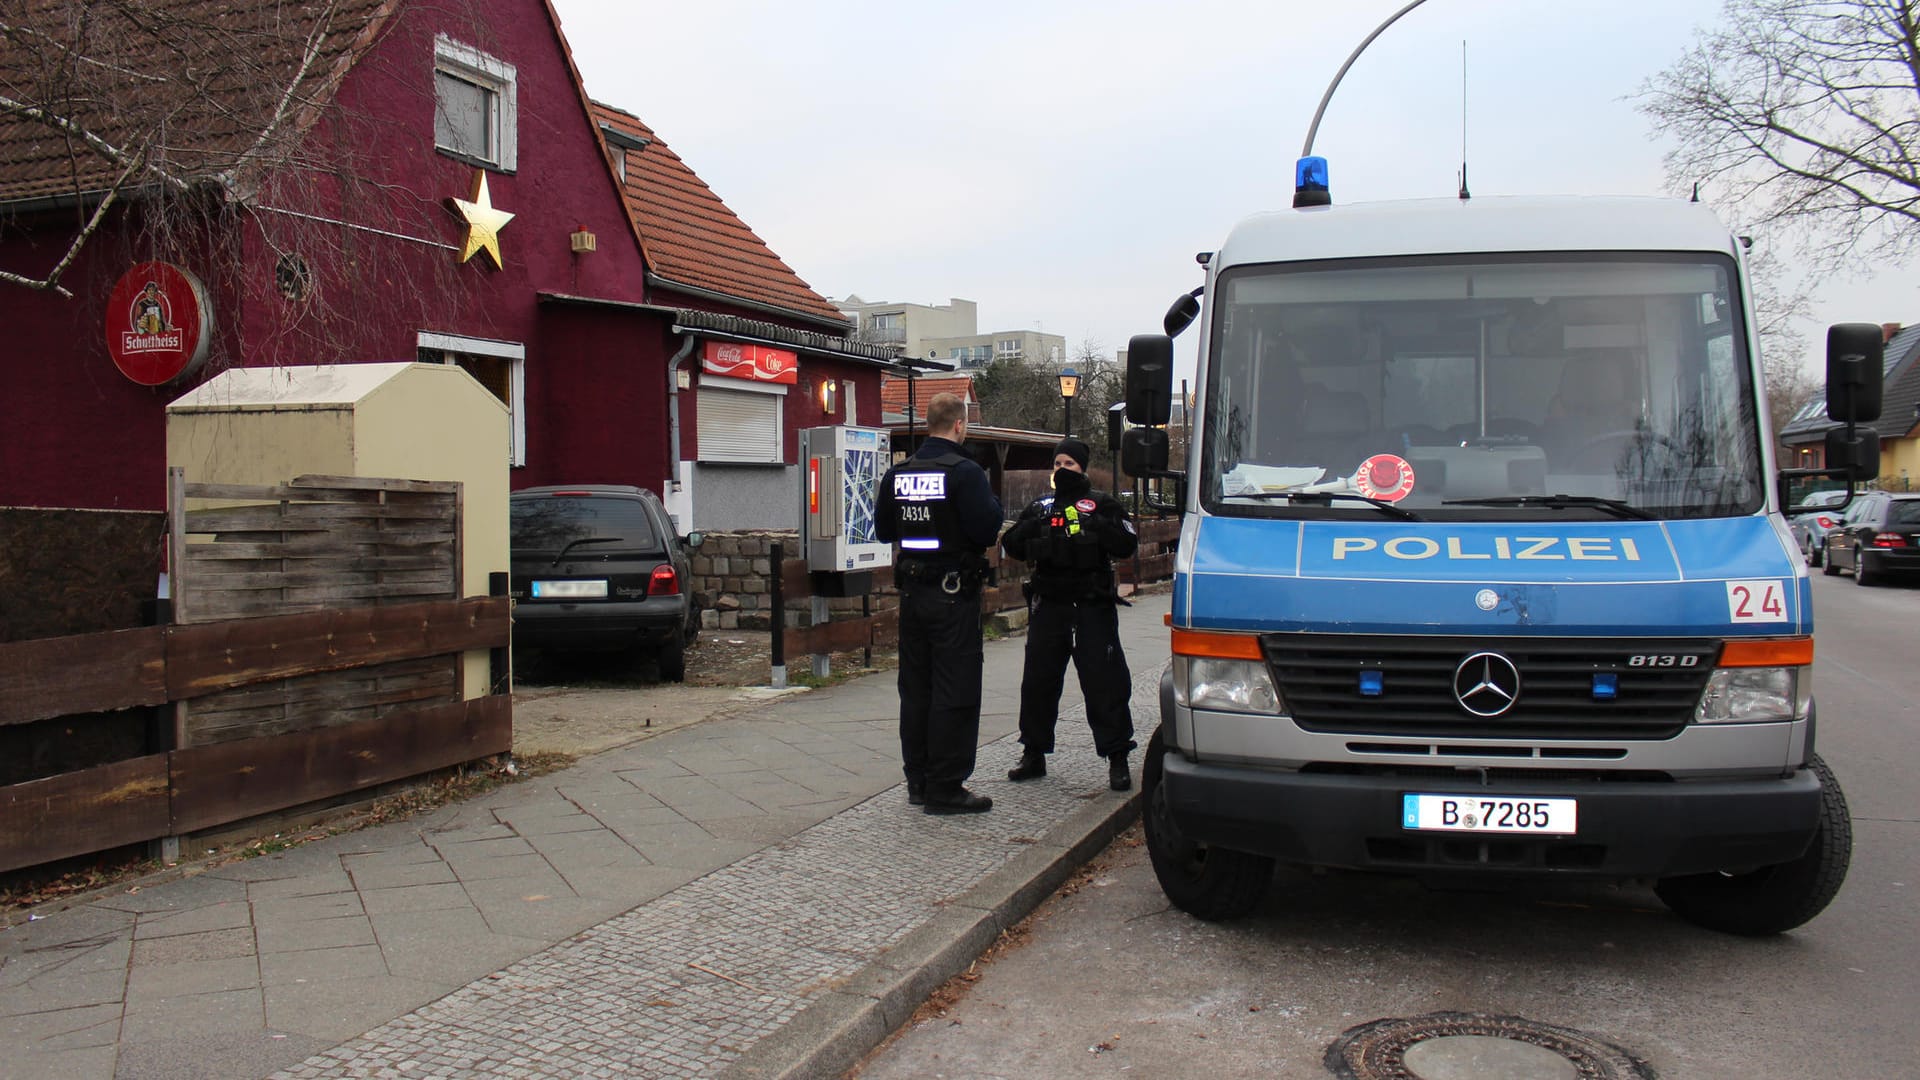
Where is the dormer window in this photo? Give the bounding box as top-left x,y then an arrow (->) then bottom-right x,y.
599,124 -> 652,183
434,35 -> 517,171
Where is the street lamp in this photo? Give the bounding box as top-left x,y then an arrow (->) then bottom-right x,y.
1058,367 -> 1080,435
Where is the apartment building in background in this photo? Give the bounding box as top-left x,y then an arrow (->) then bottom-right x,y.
837,294 -> 1065,372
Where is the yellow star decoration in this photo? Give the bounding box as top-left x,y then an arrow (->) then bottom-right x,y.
446,170 -> 514,269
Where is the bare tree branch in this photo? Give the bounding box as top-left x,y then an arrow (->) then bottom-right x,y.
1,0 -> 495,367
1640,0 -> 1920,273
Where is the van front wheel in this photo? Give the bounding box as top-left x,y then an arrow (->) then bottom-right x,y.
1654,754 -> 1852,935
1142,727 -> 1273,921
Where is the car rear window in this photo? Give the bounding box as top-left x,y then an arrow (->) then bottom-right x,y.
1889,499 -> 1920,526
511,495 -> 661,556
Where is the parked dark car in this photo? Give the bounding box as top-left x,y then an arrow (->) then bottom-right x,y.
1822,491 -> 1920,586
1788,488 -> 1850,567
509,485 -> 703,680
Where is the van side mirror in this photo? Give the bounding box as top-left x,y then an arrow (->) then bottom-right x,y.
1125,334 -> 1174,425
1826,323 -> 1884,423
1823,428 -> 1879,482
1164,291 -> 1201,338
682,531 -> 705,550
1121,427 -> 1169,478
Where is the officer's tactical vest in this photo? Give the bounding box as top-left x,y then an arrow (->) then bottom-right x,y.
892,451 -> 972,562
1042,496 -> 1108,572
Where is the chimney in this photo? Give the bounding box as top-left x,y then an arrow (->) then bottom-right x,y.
1883,322 -> 1903,342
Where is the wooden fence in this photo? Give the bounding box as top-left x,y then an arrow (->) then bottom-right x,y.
779,516 -> 1181,656
0,473 -> 509,875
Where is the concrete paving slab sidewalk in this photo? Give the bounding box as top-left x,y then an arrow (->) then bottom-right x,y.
0,592 -> 1172,1079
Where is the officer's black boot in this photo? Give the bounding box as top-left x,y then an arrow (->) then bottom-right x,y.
923,786 -> 993,815
907,781 -> 926,806
1008,750 -> 1046,781
1108,752 -> 1131,792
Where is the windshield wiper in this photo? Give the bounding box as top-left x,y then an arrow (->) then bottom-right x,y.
550,536 -> 623,565
1230,490 -> 1423,521
1442,495 -> 1653,520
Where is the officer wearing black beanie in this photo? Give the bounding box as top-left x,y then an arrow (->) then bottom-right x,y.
998,436 -> 1139,791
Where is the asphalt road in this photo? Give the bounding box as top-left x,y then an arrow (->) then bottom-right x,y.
851,571 -> 1920,1080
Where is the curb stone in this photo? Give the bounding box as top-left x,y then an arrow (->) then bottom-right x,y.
715,789 -> 1144,1080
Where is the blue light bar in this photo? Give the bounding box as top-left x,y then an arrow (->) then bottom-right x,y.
1358,669 -> 1384,697
1592,673 -> 1619,700
1293,156 -> 1331,208
1296,155 -> 1329,193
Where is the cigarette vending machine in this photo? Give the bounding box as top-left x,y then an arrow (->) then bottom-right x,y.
799,425 -> 892,575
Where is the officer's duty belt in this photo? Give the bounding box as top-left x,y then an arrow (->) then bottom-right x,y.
897,560 -> 982,595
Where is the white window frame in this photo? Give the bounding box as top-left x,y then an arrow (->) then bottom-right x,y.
697,374 -> 788,464
433,35 -> 518,171
419,331 -> 526,466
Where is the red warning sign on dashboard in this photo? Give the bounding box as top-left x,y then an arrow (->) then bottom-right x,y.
1353,454 -> 1416,502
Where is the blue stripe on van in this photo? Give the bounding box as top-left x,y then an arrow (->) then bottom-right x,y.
1178,516 -> 1803,636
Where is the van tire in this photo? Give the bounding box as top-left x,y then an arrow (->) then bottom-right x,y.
656,634 -> 687,683
1142,727 -> 1274,921
1654,754 -> 1852,935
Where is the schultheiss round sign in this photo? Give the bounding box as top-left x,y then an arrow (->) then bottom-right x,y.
104,261 -> 212,385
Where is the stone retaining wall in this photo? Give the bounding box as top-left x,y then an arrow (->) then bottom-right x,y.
687,530 -> 886,631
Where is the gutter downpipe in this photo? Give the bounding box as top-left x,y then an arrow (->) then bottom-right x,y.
665,332 -> 699,529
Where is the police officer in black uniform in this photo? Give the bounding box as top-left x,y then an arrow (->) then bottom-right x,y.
1000,437 -> 1139,791
875,392 -> 1003,814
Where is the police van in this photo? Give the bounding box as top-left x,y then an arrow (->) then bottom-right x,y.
1120,159 -> 1884,935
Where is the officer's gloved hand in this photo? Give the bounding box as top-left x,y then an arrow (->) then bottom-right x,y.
1052,467 -> 1091,503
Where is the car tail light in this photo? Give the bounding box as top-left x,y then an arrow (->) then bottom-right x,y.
1871,532 -> 1907,548
1815,515 -> 1835,529
648,563 -> 680,596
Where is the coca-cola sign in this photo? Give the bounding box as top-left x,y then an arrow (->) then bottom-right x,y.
104,261 -> 212,385
701,340 -> 797,384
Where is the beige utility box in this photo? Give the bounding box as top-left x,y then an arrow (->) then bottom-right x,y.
166,362 -> 509,699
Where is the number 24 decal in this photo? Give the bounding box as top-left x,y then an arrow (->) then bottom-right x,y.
1725,579 -> 1789,623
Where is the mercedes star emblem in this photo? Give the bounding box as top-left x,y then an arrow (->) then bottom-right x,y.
1453,651 -> 1522,717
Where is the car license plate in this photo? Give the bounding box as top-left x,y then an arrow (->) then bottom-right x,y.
1402,794 -> 1577,835
531,579 -> 608,599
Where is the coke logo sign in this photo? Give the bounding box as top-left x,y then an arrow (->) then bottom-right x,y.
701,340 -> 797,384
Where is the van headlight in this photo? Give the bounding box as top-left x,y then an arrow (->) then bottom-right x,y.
1173,656 -> 1284,715
1695,667 -> 1805,723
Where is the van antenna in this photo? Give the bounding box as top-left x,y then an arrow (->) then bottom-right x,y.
1458,40 -> 1471,201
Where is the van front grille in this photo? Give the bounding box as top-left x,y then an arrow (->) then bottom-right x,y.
1264,634 -> 1719,740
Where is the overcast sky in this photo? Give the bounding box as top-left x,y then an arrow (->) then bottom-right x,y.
551,0 -> 1916,379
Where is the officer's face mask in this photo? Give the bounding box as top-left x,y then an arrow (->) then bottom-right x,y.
1052,466 -> 1090,501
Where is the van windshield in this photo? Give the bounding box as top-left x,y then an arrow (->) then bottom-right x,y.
511,495 -> 662,556
1200,253 -> 1765,521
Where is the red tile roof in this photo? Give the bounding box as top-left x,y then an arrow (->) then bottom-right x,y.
881,375 -> 980,421
0,0 -> 395,204
591,103 -> 847,328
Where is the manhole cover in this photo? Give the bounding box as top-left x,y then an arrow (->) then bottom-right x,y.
1325,1012 -> 1657,1080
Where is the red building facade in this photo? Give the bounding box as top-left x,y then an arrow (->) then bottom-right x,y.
0,0 -> 889,529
